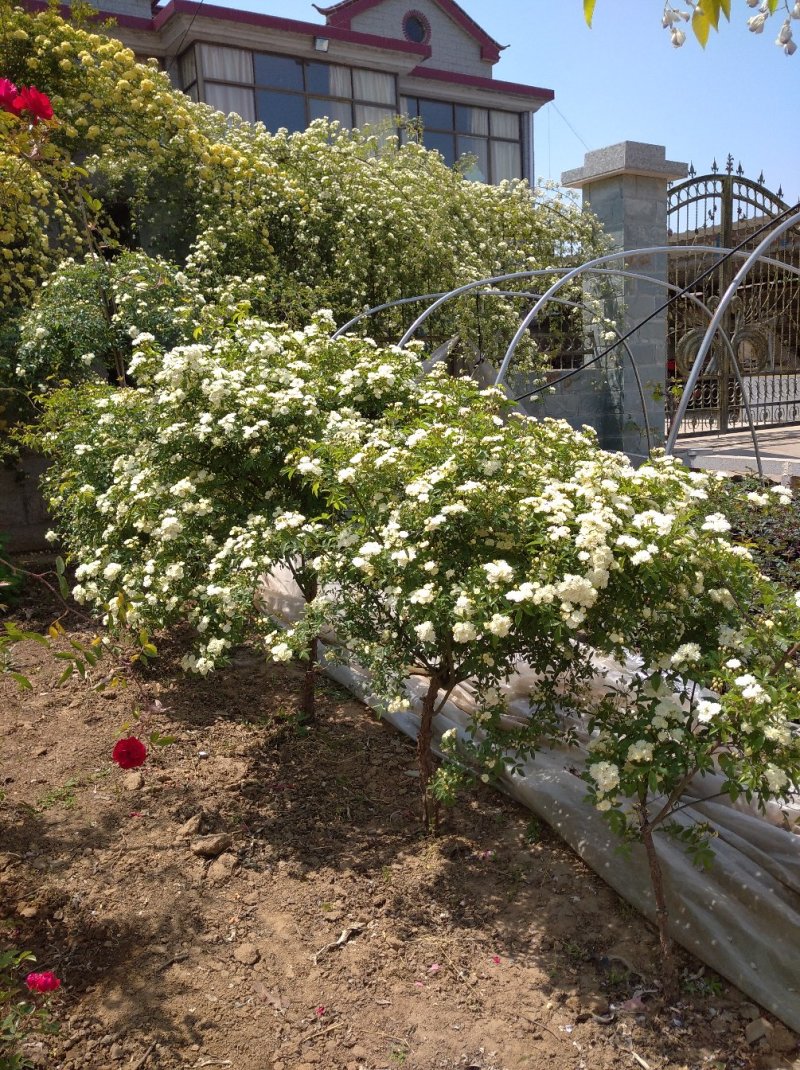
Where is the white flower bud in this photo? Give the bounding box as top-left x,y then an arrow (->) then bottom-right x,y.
776,18 -> 793,44
748,12 -> 768,33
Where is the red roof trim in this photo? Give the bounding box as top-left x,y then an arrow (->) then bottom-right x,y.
407,64 -> 554,103
318,0 -> 505,62
153,0 -> 431,55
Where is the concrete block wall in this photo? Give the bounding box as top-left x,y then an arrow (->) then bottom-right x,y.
347,0 -> 491,76
561,142 -> 688,460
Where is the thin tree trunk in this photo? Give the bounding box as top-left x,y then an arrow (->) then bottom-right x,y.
299,633 -> 318,723
298,574 -> 319,724
640,813 -> 676,996
417,674 -> 441,832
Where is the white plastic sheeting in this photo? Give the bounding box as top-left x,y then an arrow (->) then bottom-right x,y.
259,569 -> 800,1030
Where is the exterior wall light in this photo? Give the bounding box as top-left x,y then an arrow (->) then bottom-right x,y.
314,37 -> 330,52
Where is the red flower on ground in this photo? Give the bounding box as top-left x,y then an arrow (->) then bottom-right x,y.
13,85 -> 53,123
25,971 -> 61,993
0,78 -> 19,113
112,736 -> 148,769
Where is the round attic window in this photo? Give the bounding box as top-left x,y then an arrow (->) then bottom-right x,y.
403,11 -> 430,44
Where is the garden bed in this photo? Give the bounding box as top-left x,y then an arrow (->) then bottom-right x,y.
1,590 -> 798,1070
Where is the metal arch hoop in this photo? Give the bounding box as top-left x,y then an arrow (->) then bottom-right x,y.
330,245 -> 794,473
491,244 -> 800,390
331,282 -> 656,454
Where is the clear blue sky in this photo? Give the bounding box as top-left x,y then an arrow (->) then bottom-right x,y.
208,0 -> 800,201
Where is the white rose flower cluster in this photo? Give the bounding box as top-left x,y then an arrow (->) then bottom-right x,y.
37,312 -> 422,670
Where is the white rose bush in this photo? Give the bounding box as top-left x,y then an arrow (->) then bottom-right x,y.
3,0 -> 799,987
30,315 -> 800,980
30,311 -> 424,718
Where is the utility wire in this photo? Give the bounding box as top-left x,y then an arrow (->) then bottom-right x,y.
164,0 -> 208,75
513,198 -> 800,403
551,102 -> 590,152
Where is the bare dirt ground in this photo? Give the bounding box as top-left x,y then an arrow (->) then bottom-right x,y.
1,583 -> 799,1070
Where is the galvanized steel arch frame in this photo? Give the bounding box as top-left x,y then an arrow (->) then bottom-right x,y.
332,238 -> 800,471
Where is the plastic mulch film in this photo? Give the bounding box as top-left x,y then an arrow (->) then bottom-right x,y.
259,569 -> 800,1030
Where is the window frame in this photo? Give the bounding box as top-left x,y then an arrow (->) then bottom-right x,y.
183,46 -> 401,134
401,95 -> 522,183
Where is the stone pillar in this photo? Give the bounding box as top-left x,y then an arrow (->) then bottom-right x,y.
561,142 -> 687,460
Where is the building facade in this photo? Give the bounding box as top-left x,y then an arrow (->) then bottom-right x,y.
86,0 -> 553,184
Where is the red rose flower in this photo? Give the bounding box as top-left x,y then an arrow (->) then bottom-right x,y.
14,85 -> 53,123
25,971 -> 61,993
112,736 -> 148,769
0,78 -> 18,114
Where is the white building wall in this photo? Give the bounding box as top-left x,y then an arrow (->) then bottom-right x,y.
346,0 -> 493,77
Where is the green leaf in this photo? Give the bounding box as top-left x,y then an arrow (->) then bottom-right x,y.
583,0 -> 596,27
768,0 -> 779,11
55,557 -> 65,576
10,673 -> 32,691
718,0 -> 731,19
692,8 -> 711,47
699,0 -> 720,30
57,573 -> 70,599
149,731 -> 176,747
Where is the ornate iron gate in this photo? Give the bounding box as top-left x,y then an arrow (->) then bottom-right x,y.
667,158 -> 800,434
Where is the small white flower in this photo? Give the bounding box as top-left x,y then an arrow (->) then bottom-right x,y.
589,761 -> 620,792
454,593 -> 474,618
701,513 -> 731,533
483,560 -> 514,585
626,740 -> 654,763
670,642 -> 701,667
409,584 -> 435,605
695,699 -> 722,724
764,763 -> 789,793
487,613 -> 512,637
358,541 -> 383,558
103,562 -> 123,581
296,456 -> 322,478
414,621 -> 436,643
506,583 -> 535,603
452,622 -> 477,643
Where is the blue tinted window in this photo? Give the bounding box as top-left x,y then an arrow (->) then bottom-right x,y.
256,89 -> 306,132
404,14 -> 427,43
424,131 -> 455,167
420,99 -> 452,131
253,54 -> 303,91
306,62 -> 331,95
457,136 -> 489,182
309,97 -> 352,125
